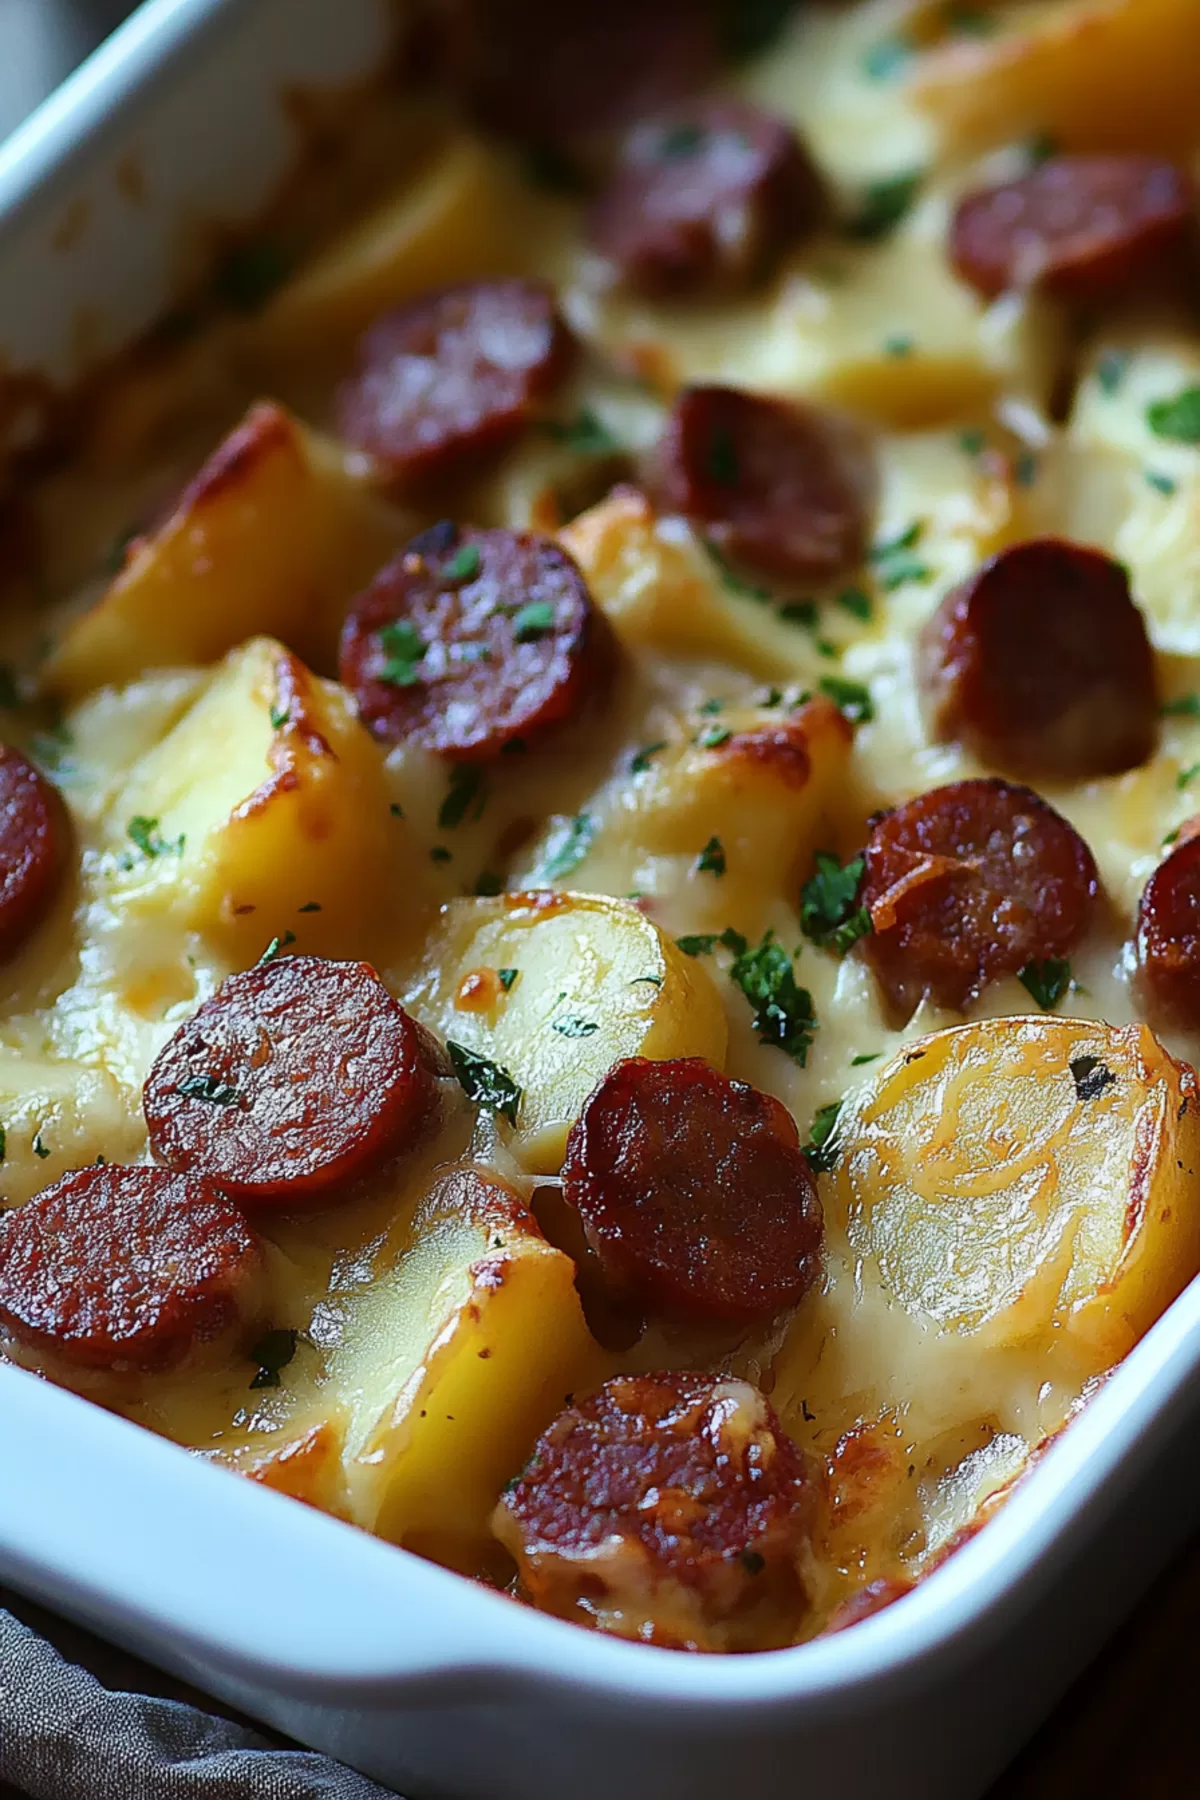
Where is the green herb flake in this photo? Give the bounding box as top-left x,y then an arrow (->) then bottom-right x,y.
543,407 -> 622,455
447,1040 -> 523,1126
1163,827 -> 1182,848
105,528 -> 139,576
819,675 -> 875,724
706,426 -> 740,487
214,240 -> 291,313
850,1051 -> 881,1066
630,741 -> 667,774
699,725 -> 733,749
801,852 -> 872,954
804,1100 -> 843,1173
1018,957 -> 1072,1011
475,870 -> 504,896
676,933 -> 719,957
539,812 -> 599,883
127,815 -> 184,860
837,587 -> 872,622
658,123 -> 707,159
1146,470 -> 1179,497
1024,131 -> 1059,169
258,930 -> 297,965
870,520 -> 930,590
778,599 -> 818,630
442,543 -> 483,584
845,170 -> 923,242
699,697 -> 726,715
552,1014 -> 599,1038
1096,349 -> 1131,396
703,537 -> 772,602
1178,762 -> 1200,791
945,4 -> 997,35
176,1074 -> 241,1106
1147,387 -> 1200,444
729,931 -> 817,1067
248,1327 -> 299,1390
32,1131 -> 50,1160
697,835 -> 726,876
958,428 -> 987,457
884,333 -> 914,358
1013,450 -> 1039,488
439,764 -> 487,830
1162,694 -> 1200,719
378,619 -> 427,688
0,1126 -> 6,1160
430,846 -> 453,864
298,901 -> 322,913
498,968 -> 519,992
511,600 -> 557,643
861,34 -> 912,81
268,704 -> 290,730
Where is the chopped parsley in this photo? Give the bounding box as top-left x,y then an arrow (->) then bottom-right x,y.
1178,762 -> 1200,791
699,724 -> 733,748
703,537 -> 772,602
883,332 -> 914,358
959,428 -> 987,457
1146,470 -> 1178,497
0,1126 -> 6,1160
699,697 -> 726,715
850,1051 -> 881,1066
1147,387 -> 1200,444
430,846 -> 452,864
675,926 -> 747,959
498,968 -> 519,992
871,520 -> 931,590
551,1014 -> 599,1038
837,587 -> 872,622
447,1041 -> 522,1125
438,764 -> 487,830
32,1131 -> 50,1160
800,852 -> 871,953
1070,1055 -> 1116,1103
1013,450 -> 1039,488
475,870 -> 504,896
861,35 -> 912,81
1096,349 -> 1130,396
127,815 -> 184,860
630,741 -> 667,774
819,675 -> 874,724
248,1327 -> 298,1390
1018,958 -> 1072,1011
214,240 -> 291,313
1024,131 -> 1059,169
845,170 -> 923,242
176,1074 -> 241,1106
697,835 -> 726,875
1162,694 -> 1200,719
729,931 -> 817,1067
442,543 -> 482,584
706,426 -> 740,486
378,620 -> 427,688
268,703 -> 290,730
538,812 -> 598,882
298,901 -> 321,913
543,407 -> 622,455
658,123 -> 707,159
512,600 -> 557,642
778,599 -> 818,629
389,802 -> 405,818
258,930 -> 296,965
804,1100 -> 843,1173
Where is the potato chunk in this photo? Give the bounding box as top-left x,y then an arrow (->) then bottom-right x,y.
829,1016 -> 1200,1365
0,1057 -> 144,1208
111,637 -> 431,963
409,893 -> 728,1172
44,403 -> 408,699
913,0 -> 1200,158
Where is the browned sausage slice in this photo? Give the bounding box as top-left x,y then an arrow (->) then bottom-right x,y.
588,100 -> 825,297
653,384 -> 869,585
0,1165 -> 263,1373
950,157 -> 1199,302
561,1056 -> 822,1328
0,747 -> 68,960
919,538 -> 1158,780
337,280 -> 574,485
494,1371 -> 813,1650
1136,835 -> 1200,1030
339,522 -> 616,759
861,779 -> 1100,1020
144,955 -> 442,1204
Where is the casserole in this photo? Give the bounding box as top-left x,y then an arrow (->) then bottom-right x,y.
3,0 -> 1200,1793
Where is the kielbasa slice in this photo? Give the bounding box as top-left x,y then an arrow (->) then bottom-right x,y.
0,747 -> 68,960
588,100 -> 826,298
494,1371 -> 813,1650
1136,835 -> 1200,1031
337,280 -> 574,485
950,156 -> 1199,303
0,1165 -> 263,1373
861,779 -> 1100,1020
144,955 -> 442,1204
919,538 -> 1158,780
561,1056 -> 823,1328
339,522 -> 616,759
653,384 -> 868,584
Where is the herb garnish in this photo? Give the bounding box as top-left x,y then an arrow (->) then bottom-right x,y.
378,620 -> 426,688
1018,957 -> 1072,1011
850,1052 -> 881,1066
447,1041 -> 523,1125
511,601 -> 556,642
819,675 -> 874,724
475,871 -> 504,896
1147,387 -> 1200,444
861,35 -> 912,81
703,537 -> 772,602
442,543 -> 482,584
439,765 -> 487,830
800,852 -> 872,953
1146,471 -> 1178,497
837,587 -> 872,622
658,123 -> 707,159
269,704 -> 290,730
1180,763 -> 1200,791
871,520 -> 930,589
804,1100 -> 843,1173
498,968 -> 519,992
699,724 -> 733,749
258,930 -> 297,965
248,1327 -> 298,1390
298,901 -> 322,913
177,1075 -> 241,1106
127,815 -> 184,860
543,408 -> 622,455
32,1131 -> 49,1160
1096,349 -> 1130,396
697,835 -> 726,875
631,741 -> 667,774
1162,694 -> 1200,719
845,170 -> 923,241
0,1126 -> 6,1160
430,846 -> 452,864
538,812 -> 598,882
675,926 -> 747,959
551,1014 -> 599,1038
729,931 -> 817,1066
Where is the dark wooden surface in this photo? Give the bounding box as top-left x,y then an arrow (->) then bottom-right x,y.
5,1526 -> 1200,1799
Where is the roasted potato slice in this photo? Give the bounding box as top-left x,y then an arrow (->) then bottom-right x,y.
0,1057 -> 144,1208
829,1016 -> 1200,1365
409,893 -> 728,1173
44,403 -> 408,699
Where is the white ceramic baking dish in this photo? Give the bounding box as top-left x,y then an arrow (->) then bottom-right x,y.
2,5 -> 1200,1795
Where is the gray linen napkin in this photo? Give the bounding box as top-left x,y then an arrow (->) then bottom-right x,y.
0,1610 -> 398,1799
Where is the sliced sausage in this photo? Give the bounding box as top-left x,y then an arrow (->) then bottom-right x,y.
339,522 -> 616,759
588,100 -> 825,297
144,955 -> 442,1204
652,385 -> 868,585
1136,836 -> 1200,1031
337,280 -> 574,486
919,538 -> 1158,780
0,1165 -> 263,1374
861,779 -> 1100,1020
950,156 -> 1200,303
561,1056 -> 823,1328
494,1371 -> 813,1650
0,747 -> 68,960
